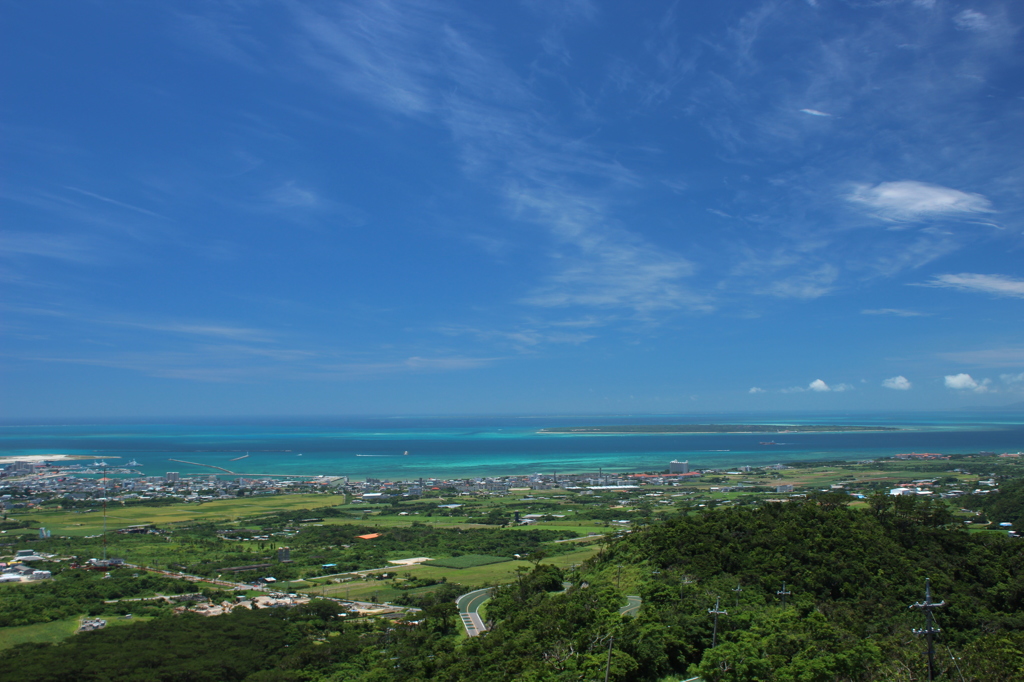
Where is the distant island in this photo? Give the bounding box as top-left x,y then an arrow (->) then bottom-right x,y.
538,424 -> 901,434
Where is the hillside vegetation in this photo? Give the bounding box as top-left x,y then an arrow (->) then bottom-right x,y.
2,491 -> 1022,681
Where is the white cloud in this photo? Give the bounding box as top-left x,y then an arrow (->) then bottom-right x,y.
748,387 -> 765,394
861,308 -> 928,317
846,181 -> 993,222
781,379 -> 852,393
939,348 -> 1024,368
883,375 -> 912,390
64,186 -> 167,219
945,373 -> 991,393
763,265 -> 838,299
286,1 -> 698,320
268,182 -> 319,208
1001,372 -> 1024,385
512,188 -> 707,313
954,10 -> 992,33
799,108 -> 831,117
922,273 -> 1024,299
0,232 -> 100,263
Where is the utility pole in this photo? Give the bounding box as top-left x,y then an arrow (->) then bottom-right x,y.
616,564 -> 623,590
680,574 -> 695,599
911,578 -> 945,681
604,636 -> 614,682
777,582 -> 791,608
708,597 -> 727,648
733,583 -> 743,609
102,465 -> 108,561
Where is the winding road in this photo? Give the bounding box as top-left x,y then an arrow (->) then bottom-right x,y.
619,595 -> 642,617
456,587 -> 493,637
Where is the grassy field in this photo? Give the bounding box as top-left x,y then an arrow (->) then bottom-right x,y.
6,458 -> 987,539
0,614 -> 153,651
427,555 -> 509,569
307,544 -> 601,602
7,494 -> 344,536
0,618 -> 80,651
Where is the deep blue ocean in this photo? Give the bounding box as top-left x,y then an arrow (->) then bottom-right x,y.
2,413 -> 1022,480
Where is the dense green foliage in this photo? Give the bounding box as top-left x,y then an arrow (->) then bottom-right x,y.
0,601 -> 353,682
0,568 -> 226,627
3,495 -> 1022,680
964,478 -> 1024,530
602,496 -> 1023,680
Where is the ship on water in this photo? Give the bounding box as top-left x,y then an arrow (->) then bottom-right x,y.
127,459 -> 140,467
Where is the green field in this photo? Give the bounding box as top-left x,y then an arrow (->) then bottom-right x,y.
307,545 -> 600,603
0,614 -> 153,651
9,494 -> 344,536
0,617 -> 80,651
426,554 -> 509,569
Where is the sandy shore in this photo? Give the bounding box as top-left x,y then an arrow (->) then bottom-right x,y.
0,454 -> 119,463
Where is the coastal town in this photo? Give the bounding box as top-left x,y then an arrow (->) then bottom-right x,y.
3,452 -> 1020,510
2,449 -> 1021,679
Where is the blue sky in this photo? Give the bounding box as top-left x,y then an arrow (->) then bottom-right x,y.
2,0 -> 1023,417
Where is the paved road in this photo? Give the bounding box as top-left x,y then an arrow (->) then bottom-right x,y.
619,595 -> 642,617
456,587 -> 493,637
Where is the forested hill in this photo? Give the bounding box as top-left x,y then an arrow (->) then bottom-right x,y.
594,494 -> 1024,680
2,494 -> 1021,681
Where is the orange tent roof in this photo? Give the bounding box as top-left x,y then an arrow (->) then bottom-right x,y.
355,533 -> 382,540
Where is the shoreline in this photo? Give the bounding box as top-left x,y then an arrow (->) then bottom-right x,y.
0,454 -> 116,463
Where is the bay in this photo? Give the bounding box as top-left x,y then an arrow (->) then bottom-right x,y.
1,412 -> 1022,480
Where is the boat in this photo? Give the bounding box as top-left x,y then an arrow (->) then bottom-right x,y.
127,459 -> 140,467
403,451 -> 409,456
759,441 -> 779,446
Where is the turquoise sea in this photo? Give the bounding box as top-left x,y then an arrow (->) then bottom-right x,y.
1,413 -> 1022,480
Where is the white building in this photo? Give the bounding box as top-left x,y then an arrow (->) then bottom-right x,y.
669,460 -> 690,474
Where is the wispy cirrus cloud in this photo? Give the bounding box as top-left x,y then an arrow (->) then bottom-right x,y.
280,0 -> 701,320
846,181 -> 993,223
64,186 -> 168,219
939,348 -> 1024,368
862,308 -> 929,317
953,10 -> 993,33
0,232 -> 101,263
317,355 -> 498,378
436,322 -> 597,351
761,265 -> 838,300
921,273 -> 1024,298
268,181 -> 320,209
510,187 -> 705,313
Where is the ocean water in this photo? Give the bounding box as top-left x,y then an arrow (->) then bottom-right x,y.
1,413 -> 1022,480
